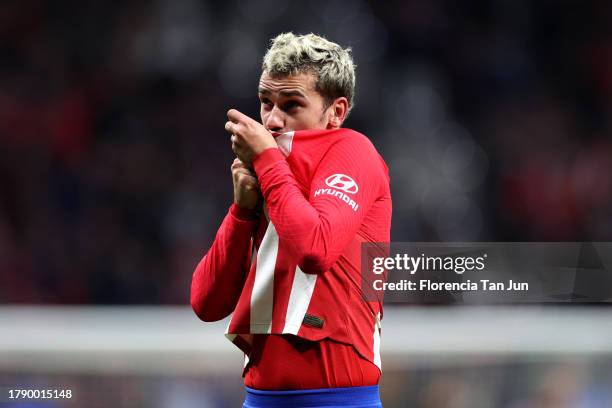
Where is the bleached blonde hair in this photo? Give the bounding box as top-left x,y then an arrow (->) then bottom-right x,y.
262,32 -> 356,111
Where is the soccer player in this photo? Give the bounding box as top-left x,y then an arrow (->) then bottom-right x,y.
191,33 -> 392,408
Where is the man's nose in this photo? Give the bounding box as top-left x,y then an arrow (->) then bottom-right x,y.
265,106 -> 284,132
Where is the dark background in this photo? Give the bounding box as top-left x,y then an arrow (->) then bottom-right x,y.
1,0 -> 611,304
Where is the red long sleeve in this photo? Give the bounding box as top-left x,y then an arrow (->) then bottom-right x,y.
190,203 -> 258,321
253,136 -> 388,274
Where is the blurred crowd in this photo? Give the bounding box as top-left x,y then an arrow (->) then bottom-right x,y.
1,0 -> 611,303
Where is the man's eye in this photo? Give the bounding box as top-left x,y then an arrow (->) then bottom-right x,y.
260,99 -> 272,109
282,101 -> 300,112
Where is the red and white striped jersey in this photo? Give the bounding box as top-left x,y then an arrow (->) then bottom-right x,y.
192,128 -> 391,375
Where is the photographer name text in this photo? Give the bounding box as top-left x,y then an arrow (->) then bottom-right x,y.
372,279 -> 528,292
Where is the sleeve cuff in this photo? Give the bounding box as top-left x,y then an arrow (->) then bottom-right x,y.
253,147 -> 285,177
230,203 -> 259,221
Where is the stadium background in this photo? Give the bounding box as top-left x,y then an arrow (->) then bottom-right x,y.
1,0 -> 611,406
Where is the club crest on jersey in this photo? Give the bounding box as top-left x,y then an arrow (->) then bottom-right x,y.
314,173 -> 360,211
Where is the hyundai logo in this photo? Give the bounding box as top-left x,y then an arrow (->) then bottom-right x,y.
325,174 -> 358,194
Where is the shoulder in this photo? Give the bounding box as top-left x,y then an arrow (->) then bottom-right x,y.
321,129 -> 390,184
324,128 -> 382,159
334,128 -> 376,147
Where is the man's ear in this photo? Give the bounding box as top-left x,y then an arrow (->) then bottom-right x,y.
327,97 -> 349,129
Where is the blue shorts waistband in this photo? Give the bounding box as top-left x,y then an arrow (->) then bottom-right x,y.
243,385 -> 382,408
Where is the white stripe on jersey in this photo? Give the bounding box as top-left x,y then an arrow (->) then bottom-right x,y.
373,312 -> 382,370
276,131 -> 294,157
250,221 -> 279,333
247,131 -> 292,334
282,265 -> 317,334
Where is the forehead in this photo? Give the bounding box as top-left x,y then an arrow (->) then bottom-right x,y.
258,72 -> 318,95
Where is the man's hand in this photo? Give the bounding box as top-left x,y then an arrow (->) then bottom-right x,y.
225,109 -> 278,167
231,158 -> 261,210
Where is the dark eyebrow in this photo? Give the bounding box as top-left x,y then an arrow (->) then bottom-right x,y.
257,88 -> 306,98
279,90 -> 306,98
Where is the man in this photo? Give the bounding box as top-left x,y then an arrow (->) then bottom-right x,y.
191,32 -> 392,408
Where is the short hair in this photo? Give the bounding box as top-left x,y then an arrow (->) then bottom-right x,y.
262,32 -> 356,112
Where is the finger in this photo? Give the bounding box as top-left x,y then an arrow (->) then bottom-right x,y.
236,170 -> 258,180
234,168 -> 257,179
225,121 -> 234,134
232,158 -> 252,171
232,162 -> 251,173
227,109 -> 254,125
244,182 -> 261,192
237,174 -> 260,188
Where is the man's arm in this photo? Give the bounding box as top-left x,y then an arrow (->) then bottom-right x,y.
190,159 -> 260,321
253,136 -> 386,274
190,203 -> 257,321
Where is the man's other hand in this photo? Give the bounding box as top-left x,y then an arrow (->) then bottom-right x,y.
225,109 -> 278,167
231,158 -> 261,210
